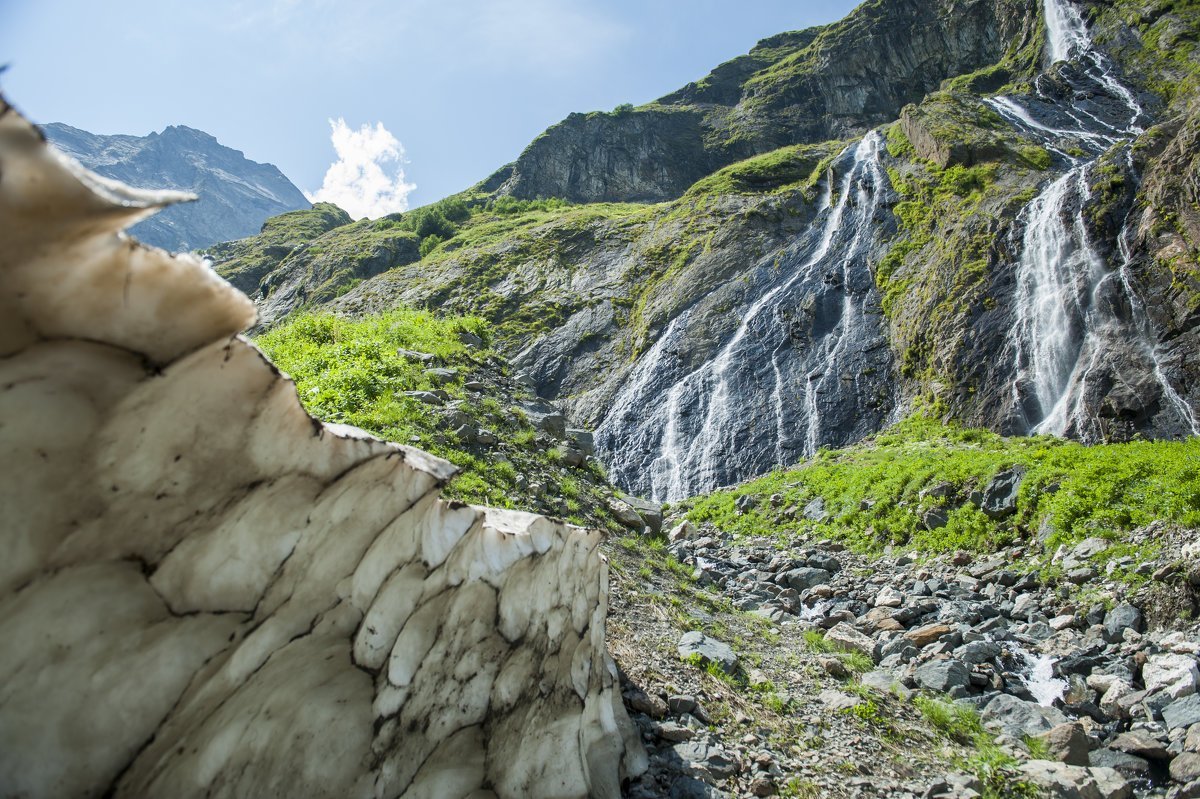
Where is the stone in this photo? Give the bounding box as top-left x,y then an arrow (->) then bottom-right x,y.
923,507 -> 949,530
1165,696 -> 1200,731
1071,537 -> 1111,561
0,114 -> 644,799
622,496 -> 664,535
1109,730 -> 1170,761
978,467 -> 1025,520
875,586 -> 904,607
565,429 -> 595,456
668,521 -> 699,542
1017,761 -> 1132,799
907,623 -> 954,648
824,623 -> 879,662
519,400 -> 568,438
1173,754 -> 1200,785
456,329 -> 484,349
1144,654 -> 1200,698
668,695 -> 698,716
915,660 -> 971,693
803,497 -> 828,522
402,389 -> 445,405
982,694 -> 1069,738
677,632 -> 738,674
1103,603 -> 1143,642
819,689 -> 862,711
782,567 -> 832,593
658,722 -> 695,742
821,656 -> 850,679
609,498 -> 647,532
1187,723 -> 1200,752
1089,749 -> 1152,781
669,776 -> 729,799
628,691 -> 668,719
423,366 -> 460,385
1037,722 -> 1090,766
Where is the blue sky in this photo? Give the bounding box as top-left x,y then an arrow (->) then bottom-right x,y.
1,0 -> 860,214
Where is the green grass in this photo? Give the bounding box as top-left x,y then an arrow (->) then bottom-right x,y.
914,696 -> 1039,799
686,414 -> 1200,562
255,308 -> 621,525
802,630 -> 875,673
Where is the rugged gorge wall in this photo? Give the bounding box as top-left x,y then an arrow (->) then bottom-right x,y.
491,0 -> 1035,204
0,101 -> 642,798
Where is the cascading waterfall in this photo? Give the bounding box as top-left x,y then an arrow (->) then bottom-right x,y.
595,133 -> 895,501
988,0 -> 1198,438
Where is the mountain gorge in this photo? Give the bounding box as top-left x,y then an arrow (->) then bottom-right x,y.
209,0 -> 1200,504
44,122 -> 309,251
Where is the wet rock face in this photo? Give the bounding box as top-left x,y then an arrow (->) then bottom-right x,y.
0,101 -> 643,798
497,0 -> 1032,205
593,136 -> 899,501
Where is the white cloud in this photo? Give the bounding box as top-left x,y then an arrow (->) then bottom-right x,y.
305,118 -> 416,220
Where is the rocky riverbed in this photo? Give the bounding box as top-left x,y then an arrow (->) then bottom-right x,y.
607,514 -> 1200,798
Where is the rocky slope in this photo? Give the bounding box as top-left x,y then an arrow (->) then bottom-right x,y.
44,121 -> 309,251
208,0 -> 1200,505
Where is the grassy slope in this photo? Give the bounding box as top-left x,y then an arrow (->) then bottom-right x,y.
685,414 -> 1199,568
255,308 -> 622,530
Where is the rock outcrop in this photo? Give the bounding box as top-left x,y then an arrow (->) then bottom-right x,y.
44,121 -> 310,252
493,0 -> 1033,203
0,99 -> 643,798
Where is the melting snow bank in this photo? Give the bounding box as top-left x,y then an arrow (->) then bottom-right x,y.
0,97 -> 644,799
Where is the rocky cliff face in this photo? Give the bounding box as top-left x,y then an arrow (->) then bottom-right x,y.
212,0 -> 1200,502
492,0 -> 1034,204
44,122 -> 310,252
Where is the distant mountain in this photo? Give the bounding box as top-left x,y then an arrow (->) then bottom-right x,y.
43,122 -> 310,252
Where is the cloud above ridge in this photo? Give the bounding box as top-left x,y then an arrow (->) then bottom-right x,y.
306,118 -> 415,220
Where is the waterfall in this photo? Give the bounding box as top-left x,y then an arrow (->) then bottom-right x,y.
989,0 -> 1196,438
596,132 -> 894,501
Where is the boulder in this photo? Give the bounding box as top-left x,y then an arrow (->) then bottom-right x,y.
1165,695 -> 1200,731
1109,730 -> 1170,761
1144,653 -> 1200,698
978,467 -> 1025,520
609,498 -> 647,532
1089,749 -> 1152,781
677,632 -> 738,674
1017,761 -> 1132,799
1036,722 -> 1090,766
1103,603 -> 1143,643
824,623 -> 880,662
1173,753 -> 1200,784
622,496 -> 664,536
981,694 -> 1068,738
782,567 -> 832,593
907,623 -> 954,648
915,660 -> 971,693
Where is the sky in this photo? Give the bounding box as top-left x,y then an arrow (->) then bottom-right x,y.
1,0 -> 860,217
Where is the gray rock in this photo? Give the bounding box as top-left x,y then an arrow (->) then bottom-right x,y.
565,428 -> 595,456
677,631 -> 738,673
1165,695 -> 1200,731
669,776 -> 728,799
978,467 -> 1025,520
1144,653 -> 1200,697
456,329 -> 484,349
782,567 -> 831,593
608,498 -> 646,532
1089,748 -> 1152,780
623,496 -> 663,535
402,390 -> 445,405
1109,729 -> 1170,761
1037,722 -> 1090,766
803,497 -> 827,522
396,348 -> 436,364
955,641 -> 1001,665
519,400 -> 567,438
916,659 -> 972,693
806,553 -> 842,573
981,693 -> 1068,738
824,622 -> 880,662
423,367 -> 459,386
923,507 -> 949,530
1174,754 -> 1200,785
1103,603 -> 1143,642
1018,760 -> 1132,799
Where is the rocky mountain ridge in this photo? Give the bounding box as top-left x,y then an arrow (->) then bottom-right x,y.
44,122 -> 309,251
208,0 -> 1200,505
